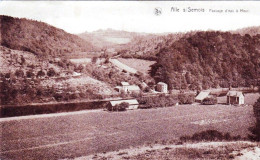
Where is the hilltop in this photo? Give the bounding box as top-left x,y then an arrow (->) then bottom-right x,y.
0,15 -> 94,58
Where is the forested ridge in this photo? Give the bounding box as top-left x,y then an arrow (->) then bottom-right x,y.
150,31 -> 260,90
0,15 -> 94,58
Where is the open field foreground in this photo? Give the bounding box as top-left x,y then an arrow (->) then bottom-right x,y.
75,141 -> 260,160
0,104 -> 255,160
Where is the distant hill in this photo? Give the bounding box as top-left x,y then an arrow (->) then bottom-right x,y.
150,31 -> 260,90
0,15 -> 94,58
233,26 -> 260,36
79,28 -> 153,51
117,31 -> 196,60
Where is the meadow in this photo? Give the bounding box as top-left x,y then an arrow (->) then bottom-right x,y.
117,58 -> 156,74
0,104 -> 255,159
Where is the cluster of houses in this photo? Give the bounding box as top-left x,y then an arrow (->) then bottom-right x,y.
108,80 -> 246,111
108,81 -> 168,110
114,81 -> 168,94
195,90 -> 245,105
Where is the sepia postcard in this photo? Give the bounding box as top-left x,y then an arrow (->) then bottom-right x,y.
0,1 -> 260,160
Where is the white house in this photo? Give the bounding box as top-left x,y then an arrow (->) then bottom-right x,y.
119,82 -> 141,94
226,91 -> 244,105
156,82 -> 168,93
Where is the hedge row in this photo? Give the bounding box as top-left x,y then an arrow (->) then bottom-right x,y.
1,101 -> 107,118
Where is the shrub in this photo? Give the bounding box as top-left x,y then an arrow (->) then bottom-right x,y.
26,70 -> 35,78
15,69 -> 24,78
178,94 -> 195,104
202,96 -> 217,105
37,70 -> 45,78
116,102 -> 129,111
91,57 -> 98,64
47,68 -> 56,77
248,96 -> 260,141
180,130 -> 242,142
137,94 -> 178,109
108,102 -> 129,111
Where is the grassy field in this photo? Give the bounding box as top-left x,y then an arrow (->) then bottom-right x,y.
0,104 -> 255,160
117,58 -> 156,74
109,58 -> 137,74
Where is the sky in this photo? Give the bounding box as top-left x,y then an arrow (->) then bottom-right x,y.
0,1 -> 260,34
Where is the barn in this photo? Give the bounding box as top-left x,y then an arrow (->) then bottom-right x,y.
119,82 -> 141,94
226,91 -> 244,105
195,91 -> 210,103
107,99 -> 139,110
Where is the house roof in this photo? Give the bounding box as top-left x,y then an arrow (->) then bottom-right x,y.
227,91 -> 244,97
157,82 -> 167,86
127,85 -> 141,91
115,86 -> 122,89
121,82 -> 130,86
110,99 -> 139,106
73,72 -> 81,77
195,91 -> 210,101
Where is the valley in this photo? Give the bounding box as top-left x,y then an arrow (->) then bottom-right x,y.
0,14 -> 260,160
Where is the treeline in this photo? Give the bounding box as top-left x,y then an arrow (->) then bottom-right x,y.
0,15 -> 94,58
150,31 -> 260,90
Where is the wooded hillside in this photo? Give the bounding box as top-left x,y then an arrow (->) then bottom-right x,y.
150,31 -> 260,90
0,15 -> 94,58
117,32 -> 196,60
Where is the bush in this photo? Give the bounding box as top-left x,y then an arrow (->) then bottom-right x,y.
15,69 -> 24,78
178,94 -> 195,104
180,130 -> 242,142
26,70 -> 35,78
91,57 -> 98,64
47,68 -> 56,77
37,70 -> 45,78
202,96 -> 217,105
108,102 -> 129,111
248,96 -> 260,141
137,94 -> 178,109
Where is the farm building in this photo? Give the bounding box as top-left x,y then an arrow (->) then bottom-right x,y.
195,90 -> 210,103
126,85 -> 141,93
107,99 -> 139,110
156,82 -> 168,93
117,82 -> 141,94
121,81 -> 130,92
226,91 -> 244,105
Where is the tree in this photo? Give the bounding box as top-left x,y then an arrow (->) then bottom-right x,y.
74,64 -> 84,73
47,68 -> 56,77
91,56 -> 98,64
20,55 -> 26,65
26,70 -> 35,78
37,70 -> 45,78
249,87 -> 260,141
0,78 -> 12,104
15,69 -> 24,78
